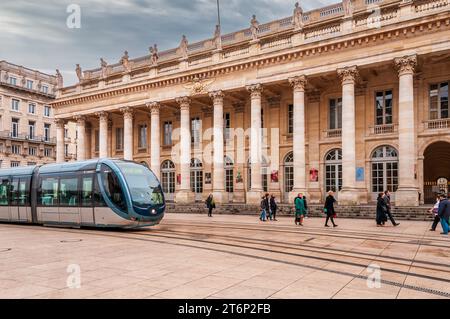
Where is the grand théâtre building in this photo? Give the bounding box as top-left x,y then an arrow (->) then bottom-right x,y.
52,0 -> 450,206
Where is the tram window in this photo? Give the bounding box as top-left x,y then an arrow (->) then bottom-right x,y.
93,176 -> 106,207
40,177 -> 59,206
81,176 -> 93,207
59,176 -> 79,207
0,179 -> 9,206
10,178 -> 19,206
100,165 -> 127,211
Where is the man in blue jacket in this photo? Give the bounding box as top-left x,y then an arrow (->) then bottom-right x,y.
437,193 -> 450,236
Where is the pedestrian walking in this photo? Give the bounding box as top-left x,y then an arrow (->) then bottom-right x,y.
270,195 -> 278,221
384,190 -> 400,227
294,193 -> 307,226
376,193 -> 388,227
429,195 -> 441,231
324,191 -> 338,228
205,194 -> 215,217
437,193 -> 450,236
260,194 -> 270,222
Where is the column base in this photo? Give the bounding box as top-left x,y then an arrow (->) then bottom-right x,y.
212,190 -> 227,204
247,190 -> 263,205
338,188 -> 361,206
175,190 -> 195,204
395,187 -> 419,207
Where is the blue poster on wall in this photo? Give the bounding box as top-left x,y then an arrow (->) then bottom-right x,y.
356,167 -> 365,182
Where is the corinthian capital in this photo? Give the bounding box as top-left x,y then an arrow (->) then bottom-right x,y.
176,96 -> 191,110
289,75 -> 307,91
54,118 -> 66,129
209,90 -> 224,104
74,115 -> 86,126
394,55 -> 417,76
246,84 -> 263,99
95,111 -> 109,121
120,107 -> 134,120
337,66 -> 359,85
146,101 -> 161,114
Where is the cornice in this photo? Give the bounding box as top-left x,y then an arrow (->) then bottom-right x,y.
52,14 -> 450,109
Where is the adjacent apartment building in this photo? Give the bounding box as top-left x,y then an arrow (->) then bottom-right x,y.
0,60 -> 77,168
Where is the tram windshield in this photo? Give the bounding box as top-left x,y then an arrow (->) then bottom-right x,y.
116,162 -> 164,207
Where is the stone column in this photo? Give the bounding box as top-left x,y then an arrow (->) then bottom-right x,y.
75,116 -> 86,161
337,66 -> 360,205
289,75 -> 307,202
246,84 -> 263,204
55,119 -> 65,163
147,102 -> 161,179
394,55 -> 419,206
210,90 -> 226,203
121,107 -> 134,161
175,97 -> 194,203
96,111 -> 109,159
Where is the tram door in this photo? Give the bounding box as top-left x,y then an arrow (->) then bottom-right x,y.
10,178 -> 19,221
79,173 -> 95,226
58,174 -> 80,226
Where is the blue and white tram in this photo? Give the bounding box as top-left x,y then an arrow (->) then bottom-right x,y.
0,159 -> 165,228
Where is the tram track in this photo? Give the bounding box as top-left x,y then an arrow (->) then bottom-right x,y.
2,222 -> 450,298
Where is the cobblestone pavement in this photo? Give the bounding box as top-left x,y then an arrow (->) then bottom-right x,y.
0,213 -> 449,299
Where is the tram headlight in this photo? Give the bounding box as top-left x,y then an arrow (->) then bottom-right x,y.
151,209 -> 157,215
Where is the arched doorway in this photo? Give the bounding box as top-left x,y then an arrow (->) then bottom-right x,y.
424,141 -> 450,204
370,145 -> 399,202
324,149 -> 342,198
190,158 -> 203,202
283,152 -> 294,203
161,160 -> 175,202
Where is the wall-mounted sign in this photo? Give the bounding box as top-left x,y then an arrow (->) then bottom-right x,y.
177,174 -> 181,185
271,170 -> 279,183
205,173 -> 212,185
236,171 -> 243,184
310,168 -> 318,182
356,167 -> 365,182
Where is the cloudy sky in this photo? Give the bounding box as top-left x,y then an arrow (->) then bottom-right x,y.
0,0 -> 336,86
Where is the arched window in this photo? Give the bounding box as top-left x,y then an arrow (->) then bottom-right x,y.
284,152 -> 294,197
161,160 -> 175,201
190,158 -> 203,196
371,146 -> 399,193
247,156 -> 269,192
325,149 -> 342,193
225,156 -> 234,193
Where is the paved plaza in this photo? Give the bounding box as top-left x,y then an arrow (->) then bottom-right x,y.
0,213 -> 449,299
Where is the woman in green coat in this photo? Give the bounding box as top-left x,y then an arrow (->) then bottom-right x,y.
294,194 -> 307,226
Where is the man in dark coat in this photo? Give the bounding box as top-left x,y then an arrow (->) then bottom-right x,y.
384,191 -> 400,226
269,195 -> 278,221
438,193 -> 450,235
324,191 -> 338,227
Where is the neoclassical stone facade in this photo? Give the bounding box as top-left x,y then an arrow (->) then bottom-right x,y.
53,0 -> 450,206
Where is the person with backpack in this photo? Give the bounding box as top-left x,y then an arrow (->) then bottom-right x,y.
206,194 -> 215,217
294,193 -> 307,226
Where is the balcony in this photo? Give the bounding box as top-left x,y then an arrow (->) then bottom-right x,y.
325,129 -> 342,139
371,124 -> 397,135
0,131 -> 56,144
425,119 -> 450,130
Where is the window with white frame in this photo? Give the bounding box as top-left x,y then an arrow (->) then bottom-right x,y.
44,124 -> 51,142
224,113 -> 231,141
64,144 -> 69,157
44,148 -> 52,157
329,98 -> 342,130
11,99 -> 19,111
11,144 -> 21,155
325,149 -> 343,193
42,85 -> 49,94
161,160 -> 176,196
375,90 -> 393,125
28,121 -> 36,139
44,105 -> 51,117
430,82 -> 449,120
163,121 -> 173,146
11,118 -> 19,138
28,103 -> 36,114
9,77 -> 17,86
191,117 -> 201,145
11,161 -> 20,168
27,162 -> 37,166
115,127 -> 124,150
138,124 -> 147,149
225,156 -> 234,193
288,104 -> 294,134
371,146 -> 399,193
26,80 -> 33,90
29,147 -> 37,156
